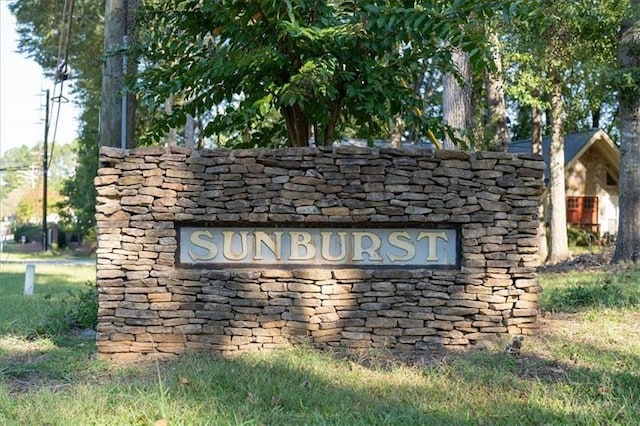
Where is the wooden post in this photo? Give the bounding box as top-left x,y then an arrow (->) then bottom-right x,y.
24,264 -> 35,296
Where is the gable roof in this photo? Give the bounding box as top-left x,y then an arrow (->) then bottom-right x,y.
508,128 -> 620,178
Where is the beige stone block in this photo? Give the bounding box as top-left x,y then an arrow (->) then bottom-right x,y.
513,308 -> 538,317
148,293 -> 172,302
96,341 -> 132,353
515,300 -> 538,309
286,283 -> 320,293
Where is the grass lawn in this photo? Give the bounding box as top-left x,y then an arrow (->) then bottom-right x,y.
0,256 -> 639,425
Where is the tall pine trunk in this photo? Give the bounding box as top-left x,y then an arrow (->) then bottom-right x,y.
547,76 -> 570,264
614,2 -> 640,263
485,29 -> 510,151
531,106 -> 548,262
442,47 -> 471,149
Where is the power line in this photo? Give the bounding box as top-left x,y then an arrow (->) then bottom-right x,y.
48,0 -> 75,167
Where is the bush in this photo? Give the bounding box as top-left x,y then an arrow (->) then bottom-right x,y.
37,282 -> 98,335
66,281 -> 99,329
567,227 -> 598,247
13,223 -> 42,243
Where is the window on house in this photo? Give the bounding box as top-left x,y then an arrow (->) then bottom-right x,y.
606,172 -> 617,186
567,198 -> 579,209
584,198 -> 595,210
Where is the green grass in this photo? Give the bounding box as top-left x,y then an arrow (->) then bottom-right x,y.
540,265 -> 640,312
0,240 -> 95,262
0,260 -> 639,425
0,263 -> 97,336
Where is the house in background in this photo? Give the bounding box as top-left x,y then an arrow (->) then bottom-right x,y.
509,128 -> 620,237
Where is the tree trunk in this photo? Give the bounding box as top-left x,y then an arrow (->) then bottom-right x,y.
613,3 -> 640,263
485,29 -> 510,152
163,96 -> 177,146
591,109 -> 601,129
547,76 -> 570,264
99,0 -> 137,149
390,115 -> 403,147
282,103 -> 310,147
531,106 -> 547,262
531,106 -> 543,155
322,98 -> 342,147
184,114 -> 196,148
442,47 -> 471,150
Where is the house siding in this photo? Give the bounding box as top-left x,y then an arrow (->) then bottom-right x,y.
565,145 -> 619,236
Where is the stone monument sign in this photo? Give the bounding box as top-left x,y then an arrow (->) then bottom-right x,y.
95,145 -> 544,361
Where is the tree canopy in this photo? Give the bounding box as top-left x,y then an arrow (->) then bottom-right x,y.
133,0 -> 513,147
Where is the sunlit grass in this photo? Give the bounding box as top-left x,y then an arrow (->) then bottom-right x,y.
0,241 -> 95,262
539,265 -> 640,312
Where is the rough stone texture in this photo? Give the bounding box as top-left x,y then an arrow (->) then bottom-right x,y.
95,145 -> 544,360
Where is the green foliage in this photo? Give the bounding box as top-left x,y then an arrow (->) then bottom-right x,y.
28,283 -> 97,336
133,0 -> 513,147
14,281 -> 99,336
59,281 -> 99,331
12,223 -> 41,243
504,0 -> 627,135
613,3 -> 640,101
567,227 -> 598,247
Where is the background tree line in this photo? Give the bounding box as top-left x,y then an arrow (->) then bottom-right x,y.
8,0 -> 640,262
0,141 -> 77,228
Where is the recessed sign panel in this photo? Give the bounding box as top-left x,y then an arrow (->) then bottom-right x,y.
179,227 -> 457,267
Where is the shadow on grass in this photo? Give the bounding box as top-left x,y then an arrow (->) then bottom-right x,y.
2,333 -> 638,425
0,334 -> 100,393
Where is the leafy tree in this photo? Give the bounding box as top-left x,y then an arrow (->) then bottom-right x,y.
613,0 -> 640,263
0,145 -> 37,195
14,187 -> 38,225
504,0 -> 626,264
133,0 -> 512,148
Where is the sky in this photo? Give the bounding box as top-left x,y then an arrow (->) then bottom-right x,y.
0,1 -> 80,157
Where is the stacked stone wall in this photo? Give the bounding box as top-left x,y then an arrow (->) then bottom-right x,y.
95,145 -> 544,361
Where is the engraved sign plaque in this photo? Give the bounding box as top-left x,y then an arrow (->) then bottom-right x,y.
179,227 -> 458,267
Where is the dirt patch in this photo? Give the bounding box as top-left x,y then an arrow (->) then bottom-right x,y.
539,251 -> 614,274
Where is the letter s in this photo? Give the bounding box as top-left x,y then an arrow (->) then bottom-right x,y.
188,230 -> 218,261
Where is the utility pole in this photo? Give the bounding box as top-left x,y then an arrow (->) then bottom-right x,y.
42,89 -> 49,251
100,0 -> 138,148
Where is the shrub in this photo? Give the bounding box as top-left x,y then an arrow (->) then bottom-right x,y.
36,282 -> 98,335
567,227 -> 598,247
13,223 -> 42,243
